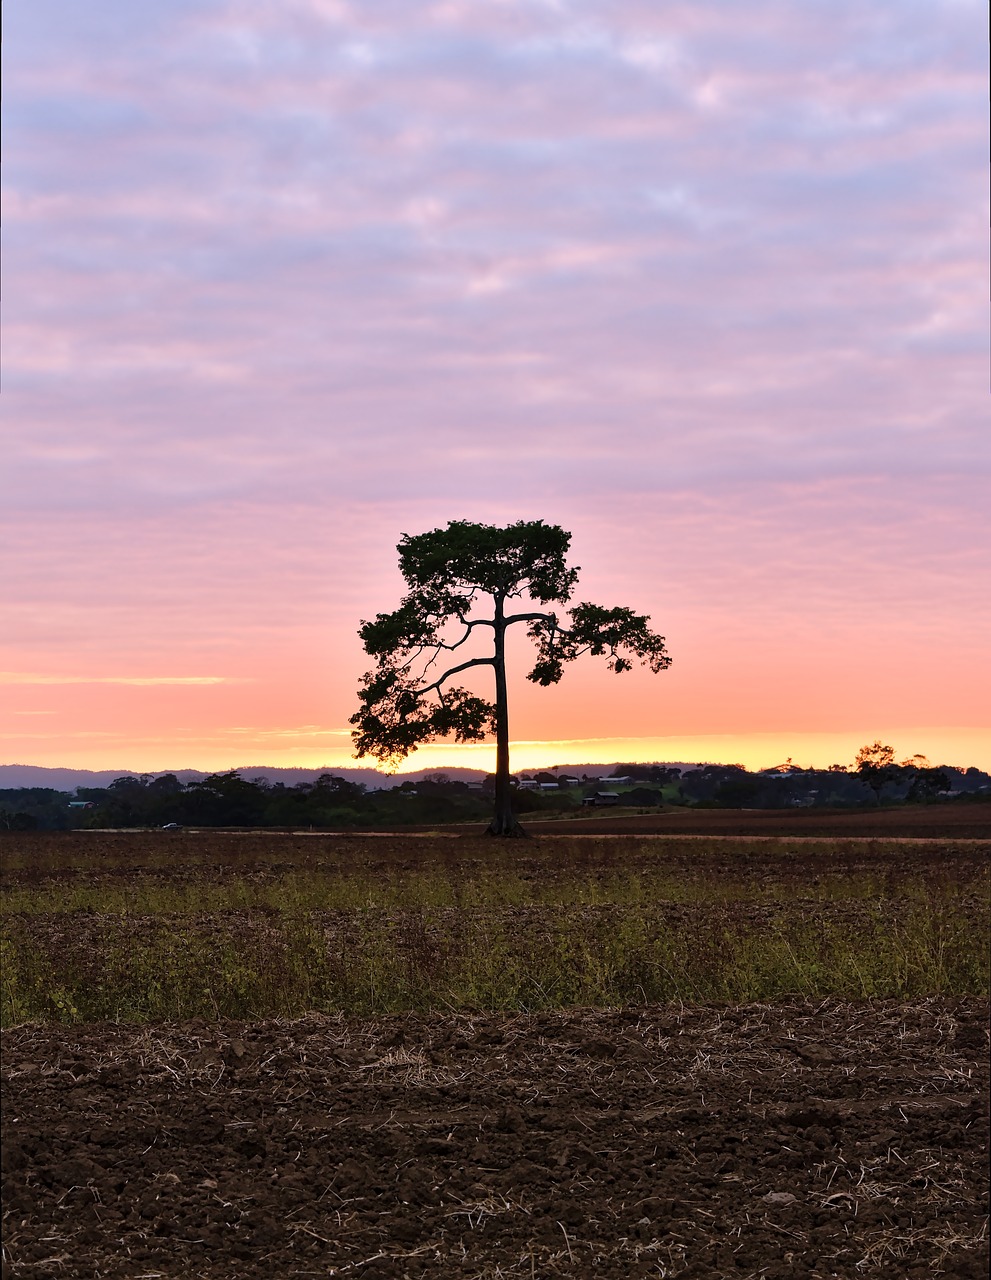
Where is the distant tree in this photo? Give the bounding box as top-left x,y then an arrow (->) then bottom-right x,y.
0,808 -> 38,831
855,741 -> 896,769
416,776 -> 468,796
351,520 -> 671,835
0,788 -> 73,831
634,765 -> 682,786
147,773 -> 183,796
892,756 -> 951,805
713,774 -> 763,808
679,764 -> 749,805
310,773 -> 365,805
854,741 -> 900,804
183,771 -> 269,826
905,767 -> 951,804
624,787 -> 664,807
854,747 -> 951,807
613,762 -> 663,782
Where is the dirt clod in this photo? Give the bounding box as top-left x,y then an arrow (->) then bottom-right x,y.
3,997 -> 988,1278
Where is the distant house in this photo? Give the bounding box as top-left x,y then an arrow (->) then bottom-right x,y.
67,801 -> 94,810
599,776 -> 631,787
516,779 -> 540,791
559,776 -> 581,787
539,783 -> 560,792
582,791 -> 620,807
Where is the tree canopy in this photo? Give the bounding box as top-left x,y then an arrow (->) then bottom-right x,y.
854,741 -> 950,805
350,519 -> 671,834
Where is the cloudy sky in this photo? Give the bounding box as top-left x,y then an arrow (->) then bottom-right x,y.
3,0 -> 989,774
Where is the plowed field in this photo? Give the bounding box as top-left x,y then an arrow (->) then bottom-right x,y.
517,802 -> 991,839
3,1000 -> 988,1279
2,826 -> 988,1278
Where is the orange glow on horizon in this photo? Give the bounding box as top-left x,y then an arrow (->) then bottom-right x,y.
2,728 -> 989,776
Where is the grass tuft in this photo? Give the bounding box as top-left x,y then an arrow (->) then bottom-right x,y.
2,834 -> 987,1025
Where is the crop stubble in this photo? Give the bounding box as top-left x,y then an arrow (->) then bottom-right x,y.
2,828 -> 988,1278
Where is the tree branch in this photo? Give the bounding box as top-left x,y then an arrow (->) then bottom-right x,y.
504,611 -> 558,627
436,617 -> 495,649
524,603 -> 670,685
420,655 -> 495,697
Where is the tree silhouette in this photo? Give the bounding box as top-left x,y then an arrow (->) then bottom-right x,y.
854,741 -> 899,804
351,520 -> 671,835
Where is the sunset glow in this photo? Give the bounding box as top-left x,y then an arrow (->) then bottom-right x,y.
2,1 -> 988,778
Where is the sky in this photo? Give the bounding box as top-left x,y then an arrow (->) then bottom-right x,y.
2,0 -> 989,776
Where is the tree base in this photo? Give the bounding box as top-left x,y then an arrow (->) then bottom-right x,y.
485,814 -> 528,838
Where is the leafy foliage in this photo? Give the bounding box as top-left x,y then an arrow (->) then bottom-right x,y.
854,742 -> 951,804
527,603 -> 671,685
396,519 -> 580,605
350,668 -> 495,766
351,520 -> 671,772
855,741 -> 897,771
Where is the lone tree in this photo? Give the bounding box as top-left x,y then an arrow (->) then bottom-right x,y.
351,520 -> 671,835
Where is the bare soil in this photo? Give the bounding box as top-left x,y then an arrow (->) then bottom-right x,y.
3,829 -> 988,1276
4,825 -> 989,887
3,999 -> 988,1279
517,802 -> 991,840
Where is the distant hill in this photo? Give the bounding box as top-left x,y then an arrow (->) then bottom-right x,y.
0,761 -> 701,792
0,763 -> 488,791
548,762 -> 700,778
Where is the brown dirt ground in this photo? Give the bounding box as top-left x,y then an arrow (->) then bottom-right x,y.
513,802 -> 991,840
3,999 -> 988,1280
4,825 -> 989,887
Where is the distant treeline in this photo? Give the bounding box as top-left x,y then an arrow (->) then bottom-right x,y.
1,759 -> 988,831
1,772 -> 507,832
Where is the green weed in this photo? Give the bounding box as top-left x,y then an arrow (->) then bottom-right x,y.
3,835 -> 987,1025
2,900 -> 986,1026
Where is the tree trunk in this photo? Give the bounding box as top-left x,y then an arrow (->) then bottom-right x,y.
487,595 -> 527,837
